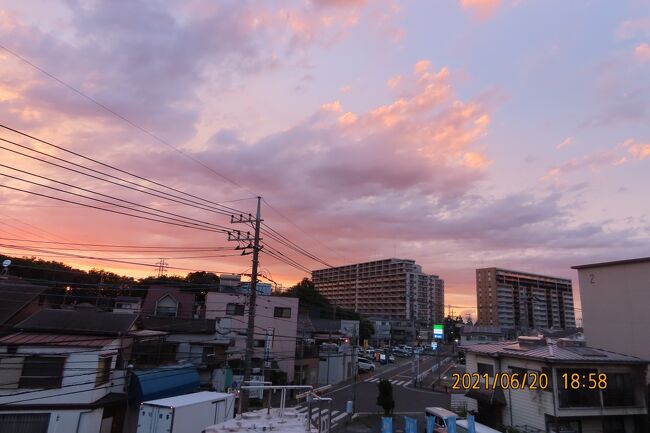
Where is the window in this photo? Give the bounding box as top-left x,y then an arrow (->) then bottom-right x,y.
96,356 -> 112,386
0,413 -> 50,433
155,295 -> 178,317
226,303 -> 245,316
0,356 -> 24,389
603,373 -> 636,407
273,307 -> 291,318
557,368 -> 600,408
19,357 -> 65,389
254,339 -> 266,348
477,362 -> 494,376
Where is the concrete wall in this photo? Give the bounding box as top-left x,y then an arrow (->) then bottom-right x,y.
576,261 -> 650,379
205,293 -> 298,382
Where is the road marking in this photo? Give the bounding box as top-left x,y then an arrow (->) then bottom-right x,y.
393,380 -> 405,386
332,412 -> 348,422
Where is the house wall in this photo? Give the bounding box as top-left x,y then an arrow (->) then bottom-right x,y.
0,341 -> 121,406
205,293 -> 299,382
318,348 -> 353,385
0,408 -> 105,433
575,261 -> 650,381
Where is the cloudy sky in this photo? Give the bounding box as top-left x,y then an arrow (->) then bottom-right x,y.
1,0 -> 649,319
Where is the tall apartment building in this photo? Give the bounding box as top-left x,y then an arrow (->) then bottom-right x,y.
476,267 -> 575,332
312,258 -> 444,326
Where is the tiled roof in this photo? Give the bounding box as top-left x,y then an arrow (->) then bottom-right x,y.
0,332 -> 115,348
465,339 -> 647,364
14,309 -> 138,336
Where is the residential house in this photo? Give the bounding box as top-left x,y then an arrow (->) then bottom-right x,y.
294,314 -> 319,387
464,335 -> 647,433
369,319 -> 391,347
205,292 -> 298,383
112,296 -> 141,314
0,277 -> 49,335
0,309 -> 138,433
459,325 -> 505,347
141,286 -> 200,319
139,316 -> 229,389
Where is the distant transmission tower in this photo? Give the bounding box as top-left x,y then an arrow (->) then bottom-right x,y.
155,258 -> 168,277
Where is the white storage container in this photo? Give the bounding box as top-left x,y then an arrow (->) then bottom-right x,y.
137,391 -> 235,433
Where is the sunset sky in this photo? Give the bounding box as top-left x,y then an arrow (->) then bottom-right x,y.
1,0 -> 649,320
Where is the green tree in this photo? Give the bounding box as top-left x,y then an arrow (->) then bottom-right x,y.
279,278 -> 374,340
376,379 -> 395,416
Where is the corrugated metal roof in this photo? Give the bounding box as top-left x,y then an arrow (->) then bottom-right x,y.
0,332 -> 114,347
465,340 -> 647,364
15,309 -> 138,335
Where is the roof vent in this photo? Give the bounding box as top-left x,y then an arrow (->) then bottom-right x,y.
517,335 -> 546,347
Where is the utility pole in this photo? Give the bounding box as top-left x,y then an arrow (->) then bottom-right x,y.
231,197 -> 262,413
351,322 -> 359,412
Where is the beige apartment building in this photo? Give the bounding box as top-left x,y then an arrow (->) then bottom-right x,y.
312,258 -> 444,326
476,267 -> 576,333
572,257 -> 650,381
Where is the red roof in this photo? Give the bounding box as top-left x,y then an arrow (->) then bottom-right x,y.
0,333 -> 115,348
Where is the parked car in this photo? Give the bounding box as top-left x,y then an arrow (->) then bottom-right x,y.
358,359 -> 376,372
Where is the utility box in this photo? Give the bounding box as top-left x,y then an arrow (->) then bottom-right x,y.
137,391 -> 235,433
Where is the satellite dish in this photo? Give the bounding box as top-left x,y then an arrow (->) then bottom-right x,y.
2,260 -> 10,268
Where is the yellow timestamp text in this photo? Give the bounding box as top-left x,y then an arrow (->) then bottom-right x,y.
451,372 -> 550,390
561,372 -> 607,390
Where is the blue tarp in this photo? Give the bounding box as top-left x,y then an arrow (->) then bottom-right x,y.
130,365 -> 200,401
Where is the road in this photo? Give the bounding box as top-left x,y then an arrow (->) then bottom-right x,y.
298,353 -> 454,431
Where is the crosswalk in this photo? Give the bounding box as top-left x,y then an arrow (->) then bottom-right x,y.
363,377 -> 411,386
294,405 -> 348,432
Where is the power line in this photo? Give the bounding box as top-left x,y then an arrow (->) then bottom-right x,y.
0,184 -> 230,235
0,169 -> 235,233
0,45 -> 255,197
0,135 -> 243,218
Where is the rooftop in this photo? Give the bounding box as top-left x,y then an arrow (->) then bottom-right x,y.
141,316 -> 216,334
572,256 -> 650,270
0,332 -> 115,348
14,309 -> 138,336
465,338 -> 647,364
461,325 -> 504,335
479,267 -> 571,283
0,277 -> 48,325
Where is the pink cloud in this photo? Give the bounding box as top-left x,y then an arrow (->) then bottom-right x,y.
634,43 -> 650,62
617,17 -> 650,40
459,0 -> 501,19
556,136 -> 573,149
339,84 -> 352,93
622,138 -> 650,160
